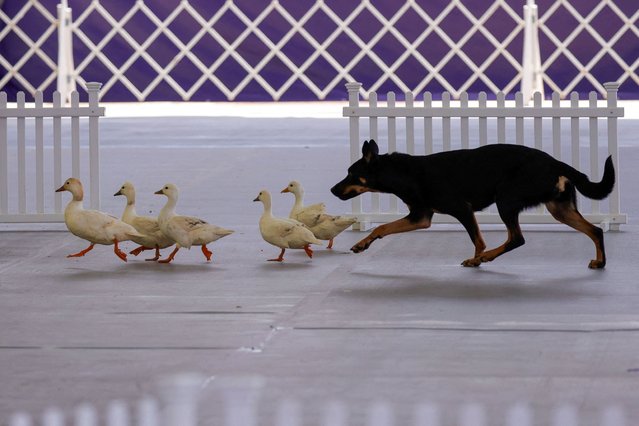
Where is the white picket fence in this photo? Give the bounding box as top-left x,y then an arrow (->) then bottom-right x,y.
0,82 -> 104,223
343,82 -> 627,231
6,373 -> 203,426
5,374 -> 630,426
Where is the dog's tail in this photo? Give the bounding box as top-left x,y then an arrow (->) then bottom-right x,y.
563,155 -> 615,200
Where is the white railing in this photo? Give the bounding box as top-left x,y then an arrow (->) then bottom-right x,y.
0,82 -> 104,223
5,374 -> 630,426
343,82 -> 627,231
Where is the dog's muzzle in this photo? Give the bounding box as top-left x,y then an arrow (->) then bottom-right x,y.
331,182 -> 358,200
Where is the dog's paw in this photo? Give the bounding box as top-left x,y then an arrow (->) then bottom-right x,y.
588,259 -> 605,269
350,244 -> 366,253
461,257 -> 482,267
351,240 -> 371,253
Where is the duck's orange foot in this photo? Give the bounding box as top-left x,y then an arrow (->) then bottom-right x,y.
268,248 -> 285,262
67,243 -> 95,258
201,244 -> 213,262
130,245 -> 151,256
145,247 -> 162,262
303,244 -> 313,259
158,246 -> 179,264
113,240 -> 127,262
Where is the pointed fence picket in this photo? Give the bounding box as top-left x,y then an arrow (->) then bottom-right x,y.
0,82 -> 104,223
343,82 -> 626,231
6,374 -> 200,426
5,373 -> 629,426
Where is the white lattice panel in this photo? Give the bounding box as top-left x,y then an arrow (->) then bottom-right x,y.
0,0 -> 637,101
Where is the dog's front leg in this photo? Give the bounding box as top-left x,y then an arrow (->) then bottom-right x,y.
352,216 -> 431,253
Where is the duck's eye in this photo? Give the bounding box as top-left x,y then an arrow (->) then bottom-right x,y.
164,186 -> 168,190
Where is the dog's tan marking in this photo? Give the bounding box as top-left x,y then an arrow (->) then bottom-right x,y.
358,177 -> 367,185
556,176 -> 569,192
470,214 -> 486,257
546,200 -> 605,268
342,184 -> 377,195
462,221 -> 523,267
479,226 -> 520,262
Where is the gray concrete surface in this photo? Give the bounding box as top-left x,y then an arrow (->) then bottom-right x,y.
1,115 -> 639,424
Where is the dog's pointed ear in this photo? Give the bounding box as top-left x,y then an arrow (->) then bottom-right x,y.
362,139 -> 379,163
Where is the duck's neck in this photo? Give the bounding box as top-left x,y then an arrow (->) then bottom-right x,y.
293,190 -> 305,210
159,196 -> 177,223
122,200 -> 137,222
72,187 -> 84,202
65,187 -> 84,213
65,199 -> 83,215
261,198 -> 273,218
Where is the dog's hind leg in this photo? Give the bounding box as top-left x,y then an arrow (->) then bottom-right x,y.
351,212 -> 432,253
546,199 -> 605,269
463,203 -> 525,267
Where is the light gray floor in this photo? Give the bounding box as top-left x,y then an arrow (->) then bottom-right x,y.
1,116 -> 639,425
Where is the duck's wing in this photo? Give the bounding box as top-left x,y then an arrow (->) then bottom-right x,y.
76,209 -> 118,234
174,215 -> 208,231
293,203 -> 326,227
190,224 -> 233,244
311,214 -> 357,239
285,222 -> 323,247
132,215 -> 161,235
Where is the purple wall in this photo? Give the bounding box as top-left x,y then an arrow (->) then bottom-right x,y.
1,0 -> 637,101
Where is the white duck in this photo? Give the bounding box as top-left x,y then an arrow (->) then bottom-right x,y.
56,177 -> 143,262
114,181 -> 174,261
254,189 -> 322,262
281,180 -> 356,249
155,183 -> 233,263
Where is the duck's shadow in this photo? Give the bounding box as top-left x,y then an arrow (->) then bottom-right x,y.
257,260 -> 315,270
62,260 -> 219,281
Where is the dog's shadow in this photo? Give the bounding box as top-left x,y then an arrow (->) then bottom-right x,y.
345,268 -> 602,301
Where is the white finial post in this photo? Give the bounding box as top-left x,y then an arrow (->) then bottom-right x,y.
521,0 -> 543,104
85,82 -> 102,211
57,0 -> 75,105
344,82 -> 364,228
604,82 -> 621,227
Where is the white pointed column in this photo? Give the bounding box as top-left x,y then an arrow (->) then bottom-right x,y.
521,0 -> 543,104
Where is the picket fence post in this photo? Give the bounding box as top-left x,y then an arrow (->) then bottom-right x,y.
604,82 -> 621,231
156,373 -> 203,426
346,82 -> 366,230
86,81 -> 102,211
218,376 -> 264,426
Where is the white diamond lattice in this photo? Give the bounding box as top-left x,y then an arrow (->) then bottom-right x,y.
0,0 -> 637,100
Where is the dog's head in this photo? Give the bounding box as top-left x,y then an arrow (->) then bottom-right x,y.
331,139 -> 381,200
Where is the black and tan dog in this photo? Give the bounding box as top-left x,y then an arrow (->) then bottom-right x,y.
331,140 -> 615,268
